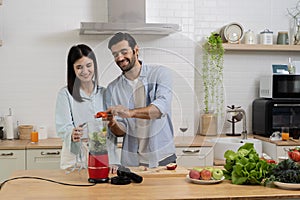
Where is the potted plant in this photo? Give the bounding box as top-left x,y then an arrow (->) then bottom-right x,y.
201,32 -> 225,136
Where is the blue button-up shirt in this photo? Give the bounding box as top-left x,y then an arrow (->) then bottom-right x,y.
106,63 -> 176,168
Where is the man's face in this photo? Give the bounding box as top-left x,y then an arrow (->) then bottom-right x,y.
110,40 -> 137,73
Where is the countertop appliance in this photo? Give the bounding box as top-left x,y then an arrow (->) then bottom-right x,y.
259,74 -> 300,98
252,98 -> 300,137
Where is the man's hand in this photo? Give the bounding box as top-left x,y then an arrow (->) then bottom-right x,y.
107,105 -> 132,118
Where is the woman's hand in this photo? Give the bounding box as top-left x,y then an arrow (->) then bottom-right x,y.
72,126 -> 83,142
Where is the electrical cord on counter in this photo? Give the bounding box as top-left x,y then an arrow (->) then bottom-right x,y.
0,176 -> 97,190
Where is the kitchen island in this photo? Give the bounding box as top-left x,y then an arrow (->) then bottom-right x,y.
1,169 -> 300,200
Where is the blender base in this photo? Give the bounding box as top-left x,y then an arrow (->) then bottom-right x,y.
88,177 -> 109,183
226,133 -> 241,136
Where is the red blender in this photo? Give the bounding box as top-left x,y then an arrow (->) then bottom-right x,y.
87,118 -> 109,183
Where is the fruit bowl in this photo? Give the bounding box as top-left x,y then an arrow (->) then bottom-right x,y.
187,167 -> 224,184
186,175 -> 224,184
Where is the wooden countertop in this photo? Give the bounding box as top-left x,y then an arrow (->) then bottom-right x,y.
7,134 -> 298,150
2,169 -> 300,200
0,138 -> 62,150
254,135 -> 300,146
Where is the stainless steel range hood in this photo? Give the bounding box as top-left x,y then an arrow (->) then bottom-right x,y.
80,0 -> 181,35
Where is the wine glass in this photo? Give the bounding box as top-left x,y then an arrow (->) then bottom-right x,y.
179,118 -> 189,137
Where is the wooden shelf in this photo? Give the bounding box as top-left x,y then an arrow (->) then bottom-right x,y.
223,43 -> 300,52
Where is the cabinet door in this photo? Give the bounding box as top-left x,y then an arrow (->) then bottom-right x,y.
27,149 -> 61,170
176,147 -> 213,167
0,150 -> 26,182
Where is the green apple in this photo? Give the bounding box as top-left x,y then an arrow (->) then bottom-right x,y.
192,167 -> 203,173
212,168 -> 223,180
204,167 -> 214,173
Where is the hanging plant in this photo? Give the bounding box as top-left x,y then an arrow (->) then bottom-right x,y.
202,32 -> 225,115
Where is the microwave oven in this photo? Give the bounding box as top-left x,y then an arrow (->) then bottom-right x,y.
259,74 -> 300,98
252,98 -> 300,137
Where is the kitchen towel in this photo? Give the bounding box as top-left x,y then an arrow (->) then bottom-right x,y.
4,115 -> 14,139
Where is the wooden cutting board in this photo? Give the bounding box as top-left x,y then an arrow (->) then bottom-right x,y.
129,166 -> 189,177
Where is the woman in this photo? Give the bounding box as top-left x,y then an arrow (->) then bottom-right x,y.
55,44 -> 118,170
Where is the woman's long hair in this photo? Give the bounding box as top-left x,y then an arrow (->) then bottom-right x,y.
67,44 -> 98,102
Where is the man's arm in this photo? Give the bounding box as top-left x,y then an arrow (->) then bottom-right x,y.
107,104 -> 162,120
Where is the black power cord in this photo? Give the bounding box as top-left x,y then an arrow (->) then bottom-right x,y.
0,176 -> 97,190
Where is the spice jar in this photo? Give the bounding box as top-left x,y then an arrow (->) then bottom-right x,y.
260,29 -> 273,45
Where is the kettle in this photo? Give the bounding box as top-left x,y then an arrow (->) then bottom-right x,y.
244,29 -> 256,44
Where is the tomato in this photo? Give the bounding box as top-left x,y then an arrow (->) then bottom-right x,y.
290,150 -> 300,162
266,159 -> 276,164
95,112 -> 108,119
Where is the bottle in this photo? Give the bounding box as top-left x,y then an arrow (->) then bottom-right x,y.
288,57 -> 296,74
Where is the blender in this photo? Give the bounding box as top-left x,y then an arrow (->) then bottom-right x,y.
87,118 -> 110,183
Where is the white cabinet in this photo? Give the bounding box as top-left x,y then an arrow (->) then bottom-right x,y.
262,141 -> 295,162
26,149 -> 61,170
0,149 -> 25,182
176,147 -> 213,167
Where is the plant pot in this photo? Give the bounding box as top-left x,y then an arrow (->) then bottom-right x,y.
200,113 -> 217,136
88,153 -> 109,183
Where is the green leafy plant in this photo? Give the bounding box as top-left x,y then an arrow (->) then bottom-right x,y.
202,32 -> 225,114
89,131 -> 107,155
264,159 -> 300,185
223,143 -> 275,185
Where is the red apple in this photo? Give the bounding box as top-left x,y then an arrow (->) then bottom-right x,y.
189,169 -> 201,180
166,163 -> 177,170
200,169 -> 212,180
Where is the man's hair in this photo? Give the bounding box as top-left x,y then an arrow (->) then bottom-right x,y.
108,32 -> 137,50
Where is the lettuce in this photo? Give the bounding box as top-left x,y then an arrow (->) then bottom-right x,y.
223,143 -> 275,185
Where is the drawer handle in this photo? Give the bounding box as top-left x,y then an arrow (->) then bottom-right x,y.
1,152 -> 13,156
182,149 -> 200,154
41,151 -> 60,156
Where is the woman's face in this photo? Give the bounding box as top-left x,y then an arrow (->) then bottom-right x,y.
73,56 -> 94,83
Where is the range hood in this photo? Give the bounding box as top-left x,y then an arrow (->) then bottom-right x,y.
80,0 -> 181,35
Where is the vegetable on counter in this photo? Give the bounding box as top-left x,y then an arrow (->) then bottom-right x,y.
223,143 -> 275,185
265,159 -> 300,185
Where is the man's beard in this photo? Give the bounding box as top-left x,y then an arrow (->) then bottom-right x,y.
118,55 -> 136,74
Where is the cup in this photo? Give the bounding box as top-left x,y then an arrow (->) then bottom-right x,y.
277,32 -> 289,45
293,128 -> 300,140
31,131 -> 39,143
281,127 -> 289,141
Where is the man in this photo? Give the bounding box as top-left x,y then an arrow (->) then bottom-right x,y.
105,32 -> 176,168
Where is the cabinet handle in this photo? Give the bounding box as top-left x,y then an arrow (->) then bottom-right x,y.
41,151 -> 60,156
1,152 -> 13,156
182,149 -> 200,154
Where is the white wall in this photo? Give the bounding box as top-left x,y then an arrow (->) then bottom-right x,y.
0,0 -> 299,138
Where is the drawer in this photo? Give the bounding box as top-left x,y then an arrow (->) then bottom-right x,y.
26,149 -> 61,170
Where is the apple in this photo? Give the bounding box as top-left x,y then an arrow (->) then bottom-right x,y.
189,169 -> 201,180
166,163 -> 177,170
212,168 -> 223,180
204,167 -> 214,173
200,169 -> 212,180
193,167 -> 203,173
